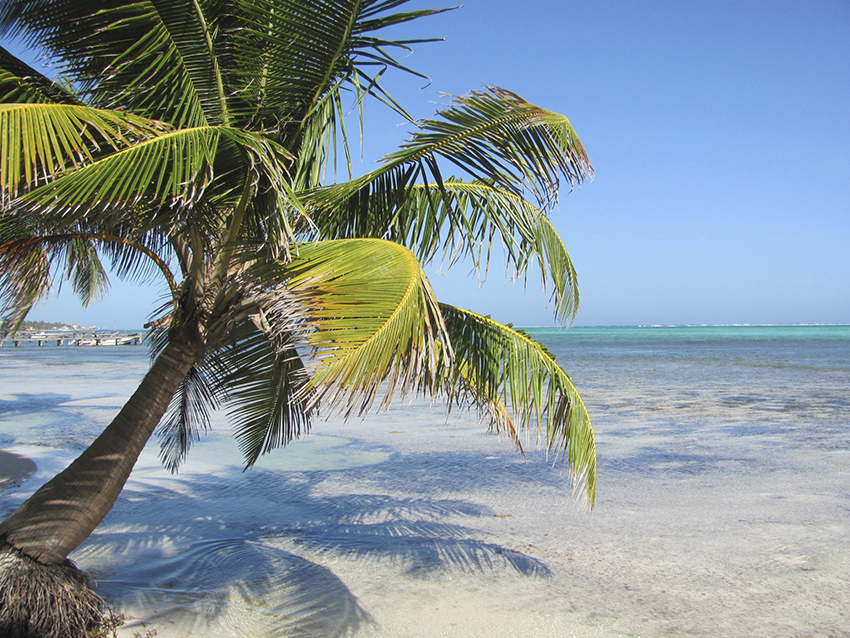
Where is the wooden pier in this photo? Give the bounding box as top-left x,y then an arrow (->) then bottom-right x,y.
0,332 -> 142,347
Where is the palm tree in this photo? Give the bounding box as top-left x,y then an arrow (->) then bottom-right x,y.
0,1 -> 595,636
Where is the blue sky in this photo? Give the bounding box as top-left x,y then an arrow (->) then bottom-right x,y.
8,0 -> 850,328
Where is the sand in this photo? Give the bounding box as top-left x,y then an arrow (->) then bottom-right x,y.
2,333 -> 848,637
53,403 -> 848,638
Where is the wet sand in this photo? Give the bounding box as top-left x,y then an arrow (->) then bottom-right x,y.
0,450 -> 36,492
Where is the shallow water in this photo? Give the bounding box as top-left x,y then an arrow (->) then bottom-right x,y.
1,326 -> 848,637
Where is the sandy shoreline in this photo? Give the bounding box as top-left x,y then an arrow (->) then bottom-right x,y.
2,330 -> 848,637
0,449 -> 37,491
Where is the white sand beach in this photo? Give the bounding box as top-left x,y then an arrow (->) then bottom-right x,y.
2,329 -> 849,637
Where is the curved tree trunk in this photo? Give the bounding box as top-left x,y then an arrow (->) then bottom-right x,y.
0,337 -> 197,565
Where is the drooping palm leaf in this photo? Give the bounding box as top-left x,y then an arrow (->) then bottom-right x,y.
157,363 -> 220,473
212,319 -> 313,467
98,228 -> 177,290
310,179 -> 581,322
214,127 -> 300,256
309,87 -> 593,225
62,234 -> 109,306
437,303 -> 596,504
0,221 -> 116,331
250,238 -> 448,417
0,213 -> 49,330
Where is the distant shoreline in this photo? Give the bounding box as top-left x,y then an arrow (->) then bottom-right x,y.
521,323 -> 850,330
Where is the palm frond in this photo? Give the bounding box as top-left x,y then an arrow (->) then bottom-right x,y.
0,220 -> 116,329
250,238 -> 448,417
310,179 -> 581,322
0,0 -> 210,127
98,229 -> 176,290
0,214 -> 50,331
145,0 -> 229,124
387,86 -> 590,203
157,363 -> 220,473
228,0 -> 446,129
0,103 -> 170,203
213,318 -> 313,468
9,124 -> 223,225
0,45 -> 79,104
307,87 -> 592,233
216,127 -> 299,255
437,303 -> 596,504
291,80 -> 354,190
63,235 -> 109,307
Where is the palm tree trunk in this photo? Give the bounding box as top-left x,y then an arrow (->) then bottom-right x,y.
0,337 -> 197,565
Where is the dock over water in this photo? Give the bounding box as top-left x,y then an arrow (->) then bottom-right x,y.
0,332 -> 142,347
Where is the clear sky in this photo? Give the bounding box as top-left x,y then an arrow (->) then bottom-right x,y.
8,0 -> 850,328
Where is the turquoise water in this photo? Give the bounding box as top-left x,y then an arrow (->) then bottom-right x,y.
1,326 -> 849,637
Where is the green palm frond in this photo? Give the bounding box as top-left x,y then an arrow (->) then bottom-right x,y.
213,319 -> 313,468
145,0 -> 229,124
229,0 -> 363,125
90,2 -> 208,127
251,238 -> 448,417
0,0 -> 210,127
0,221 -> 115,329
437,303 -> 596,504
292,80 -> 354,190
157,363 -> 220,473
0,45 -> 79,104
0,214 -> 50,331
13,125 -> 218,222
423,181 -> 580,323
63,235 -> 109,307
229,0 -> 448,128
217,127 -> 299,253
98,229 -> 176,290
0,103 -> 169,203
308,87 -> 592,230
310,179 -> 581,322
389,87 -> 591,201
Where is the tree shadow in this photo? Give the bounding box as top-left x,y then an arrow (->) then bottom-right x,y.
90,538 -> 370,637
74,453 -> 553,635
0,392 -> 121,451
0,393 -> 73,419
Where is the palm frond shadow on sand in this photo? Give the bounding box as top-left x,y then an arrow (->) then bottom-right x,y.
71,458 -> 552,636
91,538 -> 368,638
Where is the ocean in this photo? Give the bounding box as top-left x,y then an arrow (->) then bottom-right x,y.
1,325 -> 848,637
